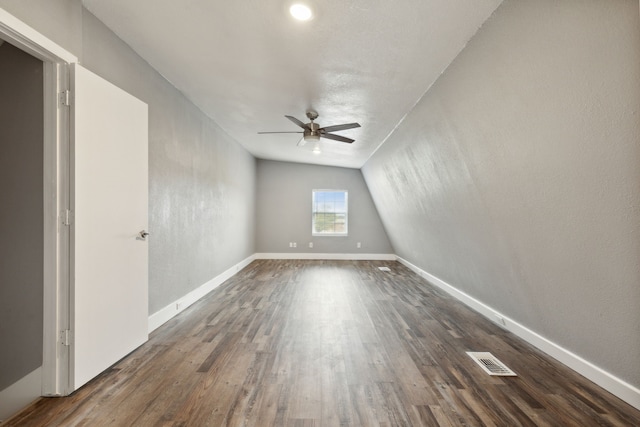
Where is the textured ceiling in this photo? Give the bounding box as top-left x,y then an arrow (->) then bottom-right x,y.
82,0 -> 502,169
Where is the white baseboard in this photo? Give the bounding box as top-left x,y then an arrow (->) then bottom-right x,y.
254,253 -> 397,261
0,367 -> 42,422
396,256 -> 640,411
148,255 -> 256,333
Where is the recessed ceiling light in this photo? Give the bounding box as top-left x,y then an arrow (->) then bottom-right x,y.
290,4 -> 313,21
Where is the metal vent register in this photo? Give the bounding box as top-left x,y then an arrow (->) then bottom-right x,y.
466,352 -> 517,376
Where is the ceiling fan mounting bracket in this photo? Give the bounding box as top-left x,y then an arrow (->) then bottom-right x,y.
306,110 -> 319,121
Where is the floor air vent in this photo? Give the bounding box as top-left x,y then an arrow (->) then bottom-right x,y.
378,267 -> 391,272
466,352 -> 517,376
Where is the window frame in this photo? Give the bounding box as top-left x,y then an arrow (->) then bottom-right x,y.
311,189 -> 349,237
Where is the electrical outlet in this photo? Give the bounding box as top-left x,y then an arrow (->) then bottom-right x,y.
293,242 -> 297,248
309,242 -> 313,248
289,242 -> 293,248
357,242 -> 361,248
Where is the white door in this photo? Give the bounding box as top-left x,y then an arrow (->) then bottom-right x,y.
70,63 -> 148,390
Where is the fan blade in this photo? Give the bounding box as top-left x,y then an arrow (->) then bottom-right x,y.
319,122 -> 361,133
285,115 -> 310,130
258,131 -> 303,134
321,133 -> 355,144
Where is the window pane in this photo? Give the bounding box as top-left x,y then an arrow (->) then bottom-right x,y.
325,201 -> 335,212
312,190 -> 348,236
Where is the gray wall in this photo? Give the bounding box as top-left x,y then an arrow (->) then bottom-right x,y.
362,0 -> 640,389
0,42 -> 44,390
0,0 -> 257,315
0,0 -> 83,56
256,160 -> 392,254
80,10 -> 256,313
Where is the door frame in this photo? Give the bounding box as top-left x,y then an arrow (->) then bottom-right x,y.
0,8 -> 77,396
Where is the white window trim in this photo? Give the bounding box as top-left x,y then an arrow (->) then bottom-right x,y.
312,189 -> 348,237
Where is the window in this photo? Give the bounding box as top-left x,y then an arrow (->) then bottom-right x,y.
312,190 -> 348,236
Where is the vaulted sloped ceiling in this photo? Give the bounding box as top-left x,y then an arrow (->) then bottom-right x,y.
82,0 -> 503,168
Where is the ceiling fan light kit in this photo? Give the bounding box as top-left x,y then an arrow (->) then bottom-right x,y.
258,110 -> 361,150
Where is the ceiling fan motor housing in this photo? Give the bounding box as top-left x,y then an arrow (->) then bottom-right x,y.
304,122 -> 321,141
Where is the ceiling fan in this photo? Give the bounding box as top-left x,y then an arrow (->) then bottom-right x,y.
258,110 -> 361,146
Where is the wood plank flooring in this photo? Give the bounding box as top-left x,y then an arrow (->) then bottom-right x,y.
6,260 -> 640,426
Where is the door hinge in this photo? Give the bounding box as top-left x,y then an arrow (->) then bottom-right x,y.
59,90 -> 71,107
62,209 -> 73,226
60,330 -> 72,346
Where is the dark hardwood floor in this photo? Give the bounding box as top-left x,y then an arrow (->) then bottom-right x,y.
6,260 -> 640,426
